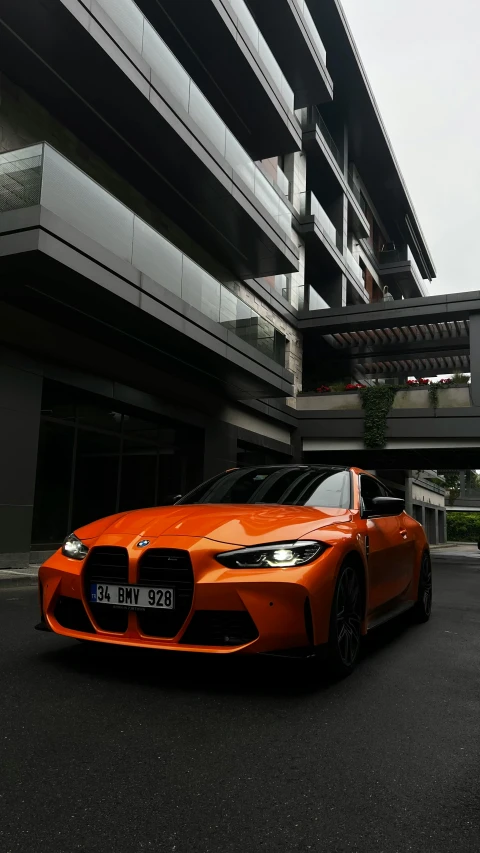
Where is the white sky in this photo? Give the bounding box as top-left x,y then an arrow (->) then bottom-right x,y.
340,0 -> 480,296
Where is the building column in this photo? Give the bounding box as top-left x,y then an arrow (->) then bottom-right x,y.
404,471 -> 414,517
421,505 -> 426,532
0,351 -> 43,567
459,470 -> 466,498
203,421 -> 238,480
434,509 -> 440,546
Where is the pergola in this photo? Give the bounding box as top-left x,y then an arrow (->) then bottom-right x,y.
299,290 -> 479,382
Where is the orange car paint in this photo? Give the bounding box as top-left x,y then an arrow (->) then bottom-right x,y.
39,468 -> 427,655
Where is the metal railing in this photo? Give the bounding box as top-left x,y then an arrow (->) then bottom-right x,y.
93,0 -> 293,239
0,143 -> 286,367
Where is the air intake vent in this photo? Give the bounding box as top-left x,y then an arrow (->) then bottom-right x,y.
136,549 -> 194,638
83,546 -> 129,633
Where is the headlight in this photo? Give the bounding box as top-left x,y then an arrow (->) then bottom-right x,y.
216,540 -> 327,569
62,533 -> 89,560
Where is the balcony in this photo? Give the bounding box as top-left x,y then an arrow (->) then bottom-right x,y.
379,246 -> 429,299
247,0 -> 333,107
0,144 -> 294,399
134,0 -> 301,159
0,0 -> 298,279
301,109 -> 370,239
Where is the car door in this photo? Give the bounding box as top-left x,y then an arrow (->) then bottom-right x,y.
358,475 -> 404,614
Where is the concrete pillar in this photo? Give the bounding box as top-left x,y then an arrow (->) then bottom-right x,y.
203,421 -> 238,480
459,470 -> 466,498
421,505 -> 426,532
404,471 -> 414,517
0,350 -> 43,567
434,509 -> 440,545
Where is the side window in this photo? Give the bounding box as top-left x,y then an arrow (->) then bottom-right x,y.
360,476 -> 385,514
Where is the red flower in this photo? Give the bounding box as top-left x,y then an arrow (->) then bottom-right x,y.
316,385 -> 331,393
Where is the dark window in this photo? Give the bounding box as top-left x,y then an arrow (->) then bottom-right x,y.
360,476 -> 386,513
178,467 -> 350,508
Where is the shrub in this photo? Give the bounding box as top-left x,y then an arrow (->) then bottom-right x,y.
447,512 -> 480,542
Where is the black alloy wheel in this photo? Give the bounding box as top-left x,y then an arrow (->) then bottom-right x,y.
412,552 -> 432,623
326,563 -> 363,677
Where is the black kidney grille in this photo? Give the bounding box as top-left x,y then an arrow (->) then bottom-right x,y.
54,596 -> 94,633
180,611 -> 258,646
136,549 -> 194,638
83,546 -> 129,633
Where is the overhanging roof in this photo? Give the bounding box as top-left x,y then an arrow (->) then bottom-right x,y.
308,0 -> 436,280
300,291 -> 480,379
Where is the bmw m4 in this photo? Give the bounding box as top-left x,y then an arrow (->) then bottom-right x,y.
37,466 -> 432,675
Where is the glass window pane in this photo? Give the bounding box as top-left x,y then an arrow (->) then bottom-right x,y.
119,440 -> 157,512
142,20 -> 191,112
95,0 -> 145,54
188,83 -> 226,157
41,147 -> 134,262
182,257 -> 221,322
303,472 -> 351,508
72,431 -> 121,529
31,421 -> 75,546
132,217 -> 182,297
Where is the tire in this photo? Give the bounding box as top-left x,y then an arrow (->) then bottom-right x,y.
325,563 -> 363,678
411,551 -> 432,623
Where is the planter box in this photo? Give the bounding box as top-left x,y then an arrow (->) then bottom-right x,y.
296,386 -> 471,412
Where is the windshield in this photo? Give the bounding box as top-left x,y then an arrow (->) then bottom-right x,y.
177,467 -> 351,508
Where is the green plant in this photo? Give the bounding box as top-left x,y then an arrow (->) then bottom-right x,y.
451,372 -> 470,385
447,512 -> 480,542
428,384 -> 439,410
330,382 -> 347,393
360,385 -> 398,449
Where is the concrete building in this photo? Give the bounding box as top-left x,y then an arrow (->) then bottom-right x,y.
0,0 -> 435,566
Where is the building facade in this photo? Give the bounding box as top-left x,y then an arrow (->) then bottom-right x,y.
0,0 -> 435,566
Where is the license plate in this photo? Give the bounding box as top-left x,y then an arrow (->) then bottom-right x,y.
89,583 -> 174,611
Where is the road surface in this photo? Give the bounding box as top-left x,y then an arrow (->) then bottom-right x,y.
1,553 -> 479,853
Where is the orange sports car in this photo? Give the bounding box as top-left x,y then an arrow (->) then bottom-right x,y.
37,466 -> 432,675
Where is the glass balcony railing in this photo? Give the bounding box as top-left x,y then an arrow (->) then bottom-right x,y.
296,0 -> 327,65
275,164 -> 290,199
225,0 -> 295,111
300,191 -> 338,248
0,144 -> 286,367
407,246 -> 426,290
298,106 -> 343,170
379,245 -> 426,286
346,248 -> 364,286
93,0 -> 293,239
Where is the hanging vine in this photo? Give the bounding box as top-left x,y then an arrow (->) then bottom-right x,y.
360,385 -> 398,449
428,384 -> 439,411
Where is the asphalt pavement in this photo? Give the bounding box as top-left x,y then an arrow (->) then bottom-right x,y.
1,554 -> 480,853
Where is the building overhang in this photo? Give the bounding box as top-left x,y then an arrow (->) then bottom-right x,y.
0,207 -> 294,401
247,0 -> 333,108
307,0 -> 436,281
133,0 -> 302,159
0,0 -> 298,279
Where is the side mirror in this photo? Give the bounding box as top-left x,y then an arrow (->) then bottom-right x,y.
368,496 -> 405,517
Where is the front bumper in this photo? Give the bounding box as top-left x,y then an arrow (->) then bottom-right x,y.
38,537 -> 334,654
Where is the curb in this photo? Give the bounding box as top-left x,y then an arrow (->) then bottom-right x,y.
0,568 -> 39,589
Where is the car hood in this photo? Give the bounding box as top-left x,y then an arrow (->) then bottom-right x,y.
77,504 -> 352,547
